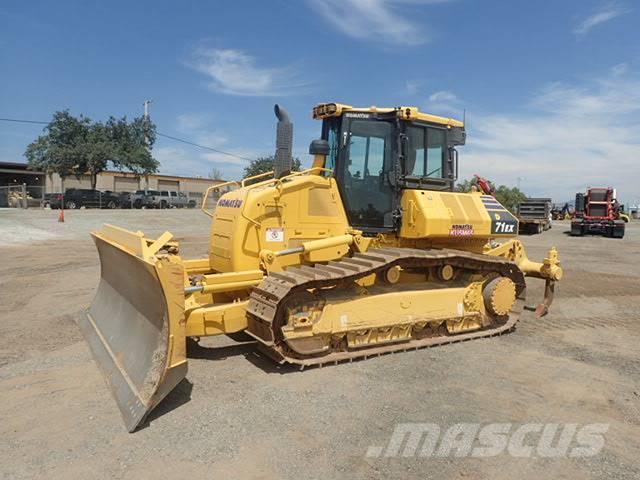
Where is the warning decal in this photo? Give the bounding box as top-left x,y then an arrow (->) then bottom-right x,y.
266,227 -> 285,242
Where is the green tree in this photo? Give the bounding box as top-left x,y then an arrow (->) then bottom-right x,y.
493,184 -> 527,213
107,116 -> 158,176
455,177 -> 480,194
456,176 -> 527,213
79,121 -> 118,188
243,155 -> 302,179
209,167 -> 224,180
25,111 -> 90,180
25,111 -> 159,189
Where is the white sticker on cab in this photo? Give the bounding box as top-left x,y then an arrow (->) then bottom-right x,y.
266,227 -> 285,242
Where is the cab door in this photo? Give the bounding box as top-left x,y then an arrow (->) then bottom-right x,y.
337,118 -> 395,231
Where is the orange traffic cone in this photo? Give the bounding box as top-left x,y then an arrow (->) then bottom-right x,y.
58,209 -> 65,223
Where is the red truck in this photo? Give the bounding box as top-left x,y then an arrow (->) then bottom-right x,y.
570,187 -> 625,238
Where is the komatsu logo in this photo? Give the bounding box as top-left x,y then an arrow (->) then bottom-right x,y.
218,198 -> 243,208
449,224 -> 474,237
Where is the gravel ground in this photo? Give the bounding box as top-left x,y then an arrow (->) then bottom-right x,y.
0,208 -> 638,479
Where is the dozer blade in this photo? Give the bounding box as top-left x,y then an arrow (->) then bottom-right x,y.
79,225 -> 187,432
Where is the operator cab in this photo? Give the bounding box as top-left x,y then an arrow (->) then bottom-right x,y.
313,103 -> 465,234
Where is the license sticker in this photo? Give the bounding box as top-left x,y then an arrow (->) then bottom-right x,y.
266,227 -> 285,242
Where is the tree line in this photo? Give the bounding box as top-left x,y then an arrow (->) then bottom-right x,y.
456,176 -> 527,213
25,110 -> 159,189
25,110 -> 299,187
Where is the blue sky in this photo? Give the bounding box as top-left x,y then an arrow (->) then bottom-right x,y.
1,0 -> 639,204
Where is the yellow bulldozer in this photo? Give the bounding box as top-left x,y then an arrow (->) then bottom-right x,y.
80,103 -> 563,431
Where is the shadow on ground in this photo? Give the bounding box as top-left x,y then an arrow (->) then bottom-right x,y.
141,378 -> 194,430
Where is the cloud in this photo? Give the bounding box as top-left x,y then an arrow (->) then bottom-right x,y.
463,65 -> 640,203
200,149 -> 259,167
426,90 -> 462,116
154,144 -> 258,181
189,48 -> 307,96
611,62 -> 628,76
154,113 -> 263,180
308,0 -> 450,46
176,113 -> 212,132
176,113 -> 229,148
573,2 -> 629,36
429,90 -> 458,103
154,146 -> 202,175
406,80 -> 421,95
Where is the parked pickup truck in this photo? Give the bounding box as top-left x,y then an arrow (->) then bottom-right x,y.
132,190 -> 196,209
57,189 -> 120,209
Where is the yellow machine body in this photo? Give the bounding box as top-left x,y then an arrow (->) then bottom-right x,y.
208,172 -> 350,273
80,103 -> 562,431
205,173 -> 520,273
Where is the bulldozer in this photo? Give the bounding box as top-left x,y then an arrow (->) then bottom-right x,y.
80,103 -> 563,432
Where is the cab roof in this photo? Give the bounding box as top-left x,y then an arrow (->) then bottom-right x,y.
312,102 -> 464,128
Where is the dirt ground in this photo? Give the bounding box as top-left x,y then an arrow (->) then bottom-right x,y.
0,208 -> 638,479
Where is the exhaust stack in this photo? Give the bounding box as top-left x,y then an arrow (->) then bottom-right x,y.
274,104 -> 293,178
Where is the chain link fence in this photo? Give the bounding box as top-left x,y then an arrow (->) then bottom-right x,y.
0,184 -> 225,211
0,185 -> 46,208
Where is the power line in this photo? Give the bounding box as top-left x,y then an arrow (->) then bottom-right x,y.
0,117 -> 257,162
0,117 -> 48,125
156,132 -> 255,162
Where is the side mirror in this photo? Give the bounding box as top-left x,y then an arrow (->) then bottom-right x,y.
309,139 -> 330,172
309,139 -> 330,156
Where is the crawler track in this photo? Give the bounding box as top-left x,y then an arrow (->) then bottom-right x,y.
246,247 -> 527,367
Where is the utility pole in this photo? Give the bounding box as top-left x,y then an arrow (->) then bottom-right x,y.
142,99 -> 153,190
143,99 -> 153,119
516,176 -> 523,190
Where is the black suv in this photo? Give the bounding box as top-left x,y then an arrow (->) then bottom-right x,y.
63,189 -> 120,209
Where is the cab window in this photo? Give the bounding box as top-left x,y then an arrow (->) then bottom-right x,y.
322,117 -> 340,173
406,126 -> 446,178
427,128 -> 445,178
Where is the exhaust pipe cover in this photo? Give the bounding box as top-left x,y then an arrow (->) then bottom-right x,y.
274,104 -> 293,178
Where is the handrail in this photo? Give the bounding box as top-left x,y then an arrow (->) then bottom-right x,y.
272,167 -> 333,193
241,170 -> 274,187
200,167 -> 334,218
201,179 -> 241,217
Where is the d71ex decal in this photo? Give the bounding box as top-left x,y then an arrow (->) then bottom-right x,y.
490,211 -> 518,234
